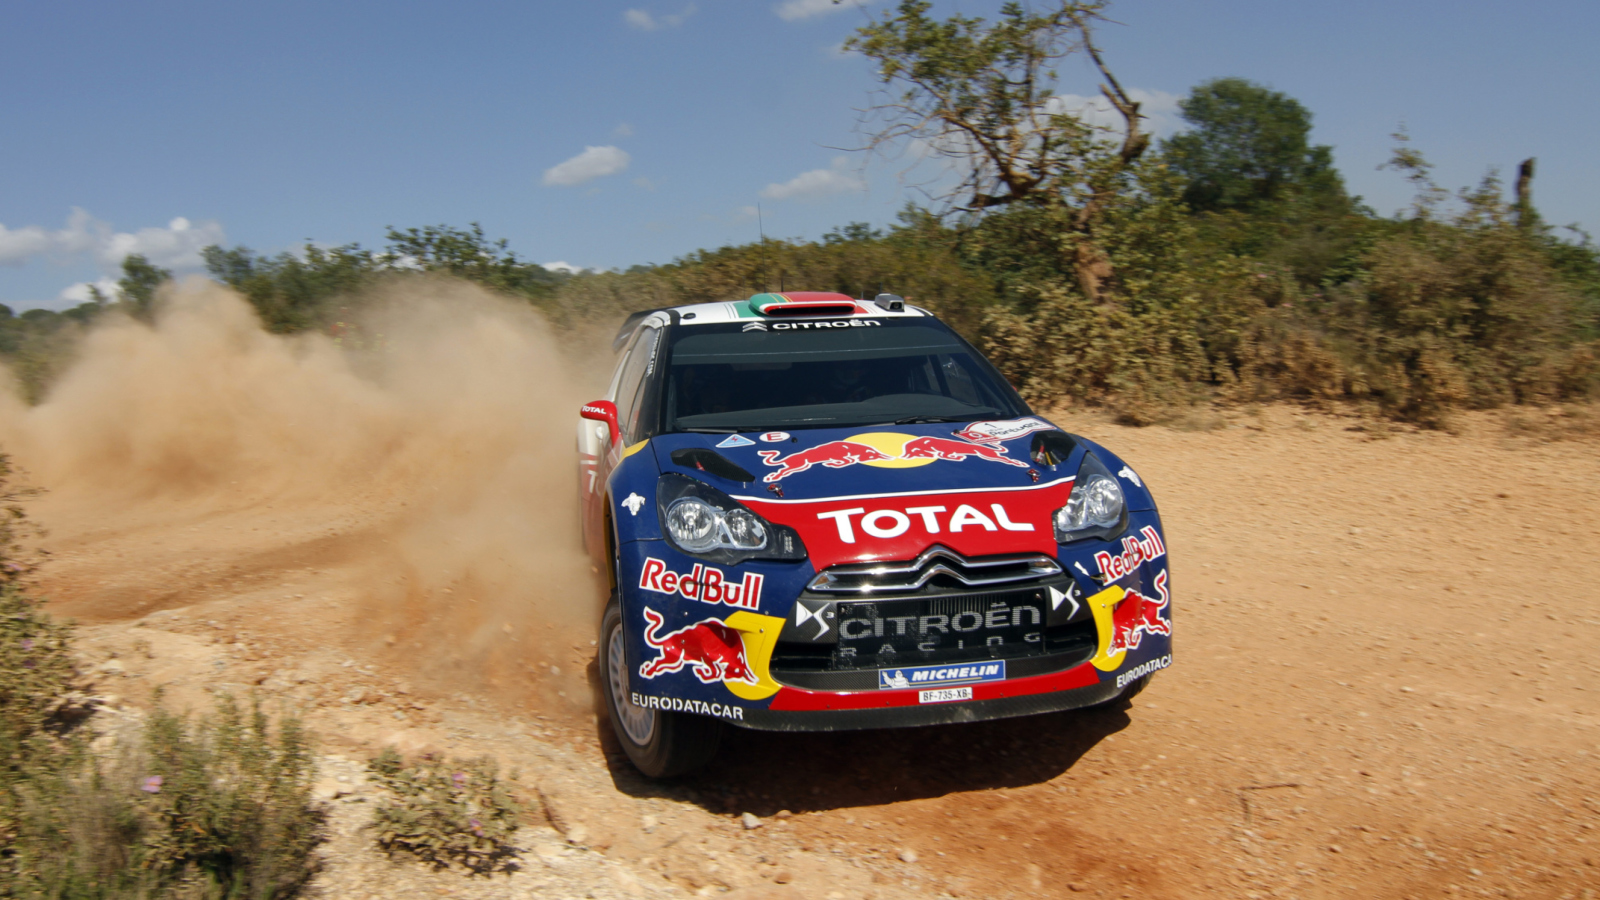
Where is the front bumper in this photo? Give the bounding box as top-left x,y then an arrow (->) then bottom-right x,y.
739,661 -> 1124,731
617,508 -> 1171,733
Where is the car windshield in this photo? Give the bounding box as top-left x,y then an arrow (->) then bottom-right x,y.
661,317 -> 1028,432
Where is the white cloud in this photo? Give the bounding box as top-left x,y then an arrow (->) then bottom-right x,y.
56,277 -> 121,306
1044,88 -> 1184,138
99,216 -> 226,270
625,4 -> 695,30
542,146 -> 632,186
541,261 -> 590,275
0,208 -> 223,271
760,157 -> 866,201
776,0 -> 870,21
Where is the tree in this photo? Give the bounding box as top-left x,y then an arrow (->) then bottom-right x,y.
381,223 -> 566,298
117,254 -> 172,320
1162,77 -> 1346,213
845,0 -> 1149,301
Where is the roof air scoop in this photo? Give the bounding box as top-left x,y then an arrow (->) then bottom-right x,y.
748,292 -> 864,317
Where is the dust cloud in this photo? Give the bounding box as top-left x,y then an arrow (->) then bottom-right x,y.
0,277 -> 613,707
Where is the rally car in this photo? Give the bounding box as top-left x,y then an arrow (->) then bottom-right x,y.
578,291 -> 1171,777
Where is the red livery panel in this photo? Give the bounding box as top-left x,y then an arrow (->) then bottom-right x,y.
768,661 -> 1101,711
740,480 -> 1074,569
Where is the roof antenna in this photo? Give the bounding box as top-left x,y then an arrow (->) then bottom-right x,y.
757,203 -> 769,293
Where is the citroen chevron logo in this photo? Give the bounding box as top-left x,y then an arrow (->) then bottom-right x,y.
742,322 -> 767,332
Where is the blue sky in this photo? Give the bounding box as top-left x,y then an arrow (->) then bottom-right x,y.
4,0 -> 1595,311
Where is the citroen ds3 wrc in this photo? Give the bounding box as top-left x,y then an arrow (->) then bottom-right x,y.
578,292 -> 1171,776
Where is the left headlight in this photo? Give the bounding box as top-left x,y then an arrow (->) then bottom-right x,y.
657,474 -> 806,564
1053,451 -> 1127,543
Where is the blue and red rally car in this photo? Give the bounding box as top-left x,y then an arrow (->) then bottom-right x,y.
579,292 -> 1171,776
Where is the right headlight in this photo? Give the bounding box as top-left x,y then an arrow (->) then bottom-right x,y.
1053,452 -> 1127,543
657,474 -> 806,564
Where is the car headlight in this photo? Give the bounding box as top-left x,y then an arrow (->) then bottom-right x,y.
656,474 -> 805,564
665,496 -> 767,552
1053,452 -> 1127,543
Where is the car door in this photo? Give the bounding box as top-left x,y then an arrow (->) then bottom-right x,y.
581,323 -> 662,559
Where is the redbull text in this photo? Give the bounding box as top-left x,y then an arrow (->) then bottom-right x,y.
638,557 -> 764,610
1093,526 -> 1168,581
638,607 -> 757,684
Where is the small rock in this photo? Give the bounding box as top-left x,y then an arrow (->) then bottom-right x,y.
566,823 -> 590,845
898,849 -> 917,864
774,809 -> 792,819
97,659 -> 125,676
641,814 -> 659,833
741,812 -> 763,830
312,778 -> 347,801
773,870 -> 793,884
1328,844 -> 1342,853
1069,883 -> 1088,893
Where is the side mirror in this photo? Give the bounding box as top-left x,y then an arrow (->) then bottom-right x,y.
580,400 -> 620,445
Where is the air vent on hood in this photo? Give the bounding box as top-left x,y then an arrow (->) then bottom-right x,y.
669,448 -> 755,483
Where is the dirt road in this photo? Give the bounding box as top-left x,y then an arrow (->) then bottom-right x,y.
14,289 -> 1600,899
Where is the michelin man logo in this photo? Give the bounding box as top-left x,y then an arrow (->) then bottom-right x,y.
621,493 -> 646,516
1118,466 -> 1143,488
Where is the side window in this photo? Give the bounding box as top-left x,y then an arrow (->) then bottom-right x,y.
614,326 -> 661,445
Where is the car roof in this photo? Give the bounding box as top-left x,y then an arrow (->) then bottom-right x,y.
613,293 -> 930,351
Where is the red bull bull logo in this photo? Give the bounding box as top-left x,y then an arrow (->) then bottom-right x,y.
1108,570 -> 1171,655
638,607 -> 757,685
757,433 -> 1025,482
900,436 -> 1028,467
757,440 -> 893,482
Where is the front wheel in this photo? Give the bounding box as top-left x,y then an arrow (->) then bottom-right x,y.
600,599 -> 722,778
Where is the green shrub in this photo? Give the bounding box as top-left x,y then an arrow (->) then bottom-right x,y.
5,694 -> 323,899
366,748 -> 522,874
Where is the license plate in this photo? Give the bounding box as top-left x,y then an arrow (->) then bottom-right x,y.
919,686 -> 972,704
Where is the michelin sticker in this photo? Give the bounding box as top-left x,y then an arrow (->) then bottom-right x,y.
1118,465 -> 1143,488
878,661 -> 1005,690
621,493 -> 646,516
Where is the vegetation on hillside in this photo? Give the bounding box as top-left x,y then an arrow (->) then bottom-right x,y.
4,0 -> 1594,426
0,453 -> 324,898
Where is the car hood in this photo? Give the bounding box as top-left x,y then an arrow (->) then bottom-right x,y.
650,418 -> 1082,568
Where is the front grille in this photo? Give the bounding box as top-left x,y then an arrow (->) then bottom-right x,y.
769,583 -> 1097,690
805,545 -> 1061,594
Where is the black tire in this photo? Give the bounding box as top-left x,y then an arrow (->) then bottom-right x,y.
599,598 -> 722,778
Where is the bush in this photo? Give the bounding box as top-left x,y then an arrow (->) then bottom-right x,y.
0,447 -> 322,899
366,748 -> 522,874
4,694 -> 323,899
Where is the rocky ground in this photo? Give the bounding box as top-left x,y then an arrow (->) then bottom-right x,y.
35,404 -> 1600,900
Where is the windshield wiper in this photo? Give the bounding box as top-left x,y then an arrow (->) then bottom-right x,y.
891,415 -> 966,425
679,427 -> 739,434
